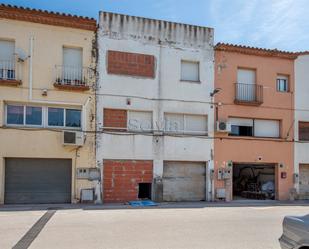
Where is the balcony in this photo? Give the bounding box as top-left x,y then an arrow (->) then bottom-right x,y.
0,60 -> 22,86
234,83 -> 263,105
54,65 -> 92,91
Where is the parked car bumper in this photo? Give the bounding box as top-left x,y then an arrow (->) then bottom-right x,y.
279,235 -> 297,249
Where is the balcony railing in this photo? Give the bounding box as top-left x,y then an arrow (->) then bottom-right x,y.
54,65 -> 92,91
235,83 -> 263,105
0,59 -> 22,86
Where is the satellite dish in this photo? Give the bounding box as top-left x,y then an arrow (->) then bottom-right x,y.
15,47 -> 29,62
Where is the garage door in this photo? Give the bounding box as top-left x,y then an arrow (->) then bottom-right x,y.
299,164 -> 309,198
5,158 -> 72,204
163,162 -> 206,201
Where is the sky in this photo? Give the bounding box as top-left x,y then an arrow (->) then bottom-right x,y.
1,0 -> 309,52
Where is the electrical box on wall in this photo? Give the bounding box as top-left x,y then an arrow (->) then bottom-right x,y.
218,168 -> 232,180
218,168 -> 224,180
89,168 -> 101,181
77,168 -> 100,181
216,188 -> 226,199
210,169 -> 215,179
293,173 -> 299,183
281,172 -> 287,179
80,188 -> 94,203
222,168 -> 232,179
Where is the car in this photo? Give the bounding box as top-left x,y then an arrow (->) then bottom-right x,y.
279,214 -> 309,249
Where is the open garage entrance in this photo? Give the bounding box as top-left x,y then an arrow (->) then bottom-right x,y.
233,164 -> 276,200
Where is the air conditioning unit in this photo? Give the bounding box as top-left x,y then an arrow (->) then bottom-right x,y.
63,131 -> 84,146
216,121 -> 231,133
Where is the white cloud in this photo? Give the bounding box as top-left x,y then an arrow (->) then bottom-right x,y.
210,0 -> 309,51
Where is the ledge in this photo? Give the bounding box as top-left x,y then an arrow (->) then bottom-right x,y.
53,83 -> 90,91
234,100 -> 263,106
0,79 -> 22,86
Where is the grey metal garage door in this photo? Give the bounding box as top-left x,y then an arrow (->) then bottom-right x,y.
299,164 -> 309,199
5,158 -> 72,204
163,162 -> 206,201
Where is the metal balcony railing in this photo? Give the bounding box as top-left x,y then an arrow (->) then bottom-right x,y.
235,83 -> 263,105
0,59 -> 21,82
54,65 -> 92,88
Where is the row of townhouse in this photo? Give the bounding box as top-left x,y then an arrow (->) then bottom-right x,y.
0,5 -> 308,204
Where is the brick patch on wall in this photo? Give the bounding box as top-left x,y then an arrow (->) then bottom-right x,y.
107,50 -> 155,78
103,108 -> 127,129
103,160 -> 153,203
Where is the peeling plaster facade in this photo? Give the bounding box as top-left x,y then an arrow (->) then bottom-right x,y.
97,12 -> 215,202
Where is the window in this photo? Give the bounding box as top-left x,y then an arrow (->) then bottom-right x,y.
299,122 -> 309,141
128,111 -> 153,132
277,75 -> 289,92
6,105 -> 42,126
62,47 -> 83,83
254,119 -> 280,138
5,104 -> 81,129
236,69 -> 256,102
66,109 -> 81,127
48,108 -> 64,127
229,117 -> 280,138
165,113 -> 207,134
0,40 -> 15,80
181,61 -> 200,82
7,105 -> 24,125
230,118 -> 253,136
26,106 -> 42,125
48,107 -> 81,128
237,69 -> 256,84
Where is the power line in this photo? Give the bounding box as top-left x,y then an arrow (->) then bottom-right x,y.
1,125 -> 308,143
7,85 -> 309,112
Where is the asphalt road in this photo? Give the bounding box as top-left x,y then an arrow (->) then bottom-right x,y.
0,203 -> 308,249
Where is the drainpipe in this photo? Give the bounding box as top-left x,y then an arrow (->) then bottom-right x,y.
28,36 -> 34,100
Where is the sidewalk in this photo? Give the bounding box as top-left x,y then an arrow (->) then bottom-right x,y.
1,199 -> 308,211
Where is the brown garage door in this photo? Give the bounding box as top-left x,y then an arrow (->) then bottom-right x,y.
163,162 -> 206,202
299,164 -> 309,199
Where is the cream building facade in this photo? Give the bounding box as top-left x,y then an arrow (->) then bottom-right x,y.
0,5 -> 97,204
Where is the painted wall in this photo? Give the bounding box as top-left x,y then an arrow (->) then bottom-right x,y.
97,12 -> 215,201
295,54 -> 309,192
215,50 -> 295,200
0,19 -> 96,204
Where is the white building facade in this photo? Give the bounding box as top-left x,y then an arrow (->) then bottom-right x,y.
97,12 -> 215,203
294,53 -> 309,199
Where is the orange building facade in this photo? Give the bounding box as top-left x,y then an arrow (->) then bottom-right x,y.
214,44 -> 297,201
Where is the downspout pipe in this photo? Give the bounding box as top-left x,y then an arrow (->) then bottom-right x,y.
28,36 -> 34,100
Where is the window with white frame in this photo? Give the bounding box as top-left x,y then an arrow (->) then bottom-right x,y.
180,60 -> 200,82
6,104 -> 81,129
127,111 -> 153,132
6,105 -> 42,126
0,40 -> 15,80
62,47 -> 83,83
277,75 -> 289,92
229,117 -> 280,138
48,107 -> 81,128
164,113 -> 207,134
